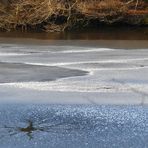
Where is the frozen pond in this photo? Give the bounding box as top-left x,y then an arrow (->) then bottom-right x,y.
0,105 -> 148,148
0,40 -> 148,104
0,38 -> 148,147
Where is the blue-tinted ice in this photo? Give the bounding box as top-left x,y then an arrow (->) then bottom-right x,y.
0,40 -> 148,148
0,105 -> 148,148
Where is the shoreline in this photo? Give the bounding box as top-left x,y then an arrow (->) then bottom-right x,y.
0,26 -> 148,40
0,39 -> 148,49
0,0 -> 147,32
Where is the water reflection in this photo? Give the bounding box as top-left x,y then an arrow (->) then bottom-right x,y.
0,26 -> 147,40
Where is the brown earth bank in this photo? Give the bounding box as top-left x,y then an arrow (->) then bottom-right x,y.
0,0 -> 147,32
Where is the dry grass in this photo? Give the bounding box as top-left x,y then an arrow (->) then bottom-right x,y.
0,0 -> 55,30
77,0 -> 127,17
0,0 -> 147,31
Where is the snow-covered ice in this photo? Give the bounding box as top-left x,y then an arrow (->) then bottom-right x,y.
0,40 -> 148,105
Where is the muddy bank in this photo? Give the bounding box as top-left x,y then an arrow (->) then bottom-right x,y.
0,0 -> 147,32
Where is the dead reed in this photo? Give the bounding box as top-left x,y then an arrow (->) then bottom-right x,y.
0,0 -> 147,31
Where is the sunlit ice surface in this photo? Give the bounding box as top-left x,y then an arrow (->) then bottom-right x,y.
0,40 -> 148,105
0,39 -> 148,147
0,105 -> 148,148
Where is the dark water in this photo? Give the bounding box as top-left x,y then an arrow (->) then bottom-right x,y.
0,26 -> 148,40
0,62 -> 87,83
0,105 -> 147,148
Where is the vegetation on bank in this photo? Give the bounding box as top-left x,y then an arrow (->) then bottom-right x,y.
0,0 -> 147,32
